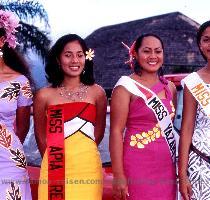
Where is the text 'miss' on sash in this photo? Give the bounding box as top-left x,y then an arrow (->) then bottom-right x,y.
182,72 -> 210,117
115,76 -> 176,162
47,105 -> 65,200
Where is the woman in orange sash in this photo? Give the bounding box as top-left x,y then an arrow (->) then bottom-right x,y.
179,21 -> 210,200
34,34 -> 107,200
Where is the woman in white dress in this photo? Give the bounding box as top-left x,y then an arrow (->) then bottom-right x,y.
179,20 -> 210,200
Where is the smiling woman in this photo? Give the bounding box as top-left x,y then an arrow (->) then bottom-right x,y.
33,34 -> 107,200
110,33 -> 177,200
178,20 -> 210,200
58,40 -> 86,77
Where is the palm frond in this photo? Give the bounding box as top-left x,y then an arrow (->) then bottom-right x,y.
16,21 -> 51,63
0,0 -> 51,62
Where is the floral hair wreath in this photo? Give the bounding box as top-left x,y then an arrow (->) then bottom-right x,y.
0,10 -> 20,48
85,48 -> 95,61
121,41 -> 136,69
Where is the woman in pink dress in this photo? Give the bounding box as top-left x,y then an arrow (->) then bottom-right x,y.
110,33 -> 177,200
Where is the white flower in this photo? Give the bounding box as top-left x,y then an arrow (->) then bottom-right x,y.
85,48 -> 95,61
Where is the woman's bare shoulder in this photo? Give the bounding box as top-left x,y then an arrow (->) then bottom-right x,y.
35,86 -> 56,100
197,67 -> 210,83
89,84 -> 106,95
167,80 -> 176,92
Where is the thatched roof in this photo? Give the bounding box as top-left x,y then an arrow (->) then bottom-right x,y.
85,12 -> 206,90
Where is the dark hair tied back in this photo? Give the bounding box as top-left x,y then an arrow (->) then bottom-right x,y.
197,20 -> 210,61
133,33 -> 164,78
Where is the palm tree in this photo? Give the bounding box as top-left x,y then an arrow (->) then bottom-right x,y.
0,0 -> 51,62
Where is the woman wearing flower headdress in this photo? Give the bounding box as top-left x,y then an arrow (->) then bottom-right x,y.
110,33 -> 177,199
0,10 -> 32,199
34,34 -> 107,199
179,20 -> 210,200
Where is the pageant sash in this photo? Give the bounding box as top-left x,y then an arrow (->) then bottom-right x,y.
115,76 -> 176,162
182,72 -> 210,117
47,105 -> 65,200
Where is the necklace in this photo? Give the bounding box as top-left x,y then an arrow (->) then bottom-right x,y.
59,83 -> 89,101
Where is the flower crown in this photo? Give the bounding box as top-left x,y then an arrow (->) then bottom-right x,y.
0,10 -> 20,48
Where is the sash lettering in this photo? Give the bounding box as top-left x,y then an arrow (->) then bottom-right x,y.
49,146 -> 63,170
182,72 -> 210,116
148,97 -> 168,120
50,185 -> 64,200
47,106 -> 65,200
191,83 -> 210,107
163,123 -> 176,156
115,76 -> 176,162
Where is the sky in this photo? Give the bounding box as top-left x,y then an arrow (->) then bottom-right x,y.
30,0 -> 209,88
37,0 -> 210,41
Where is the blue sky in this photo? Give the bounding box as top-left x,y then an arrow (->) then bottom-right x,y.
37,0 -> 210,41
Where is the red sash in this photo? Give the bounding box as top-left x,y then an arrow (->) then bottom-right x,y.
47,105 -> 65,200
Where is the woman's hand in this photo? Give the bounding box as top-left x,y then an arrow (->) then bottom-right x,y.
112,175 -> 129,200
179,175 -> 192,200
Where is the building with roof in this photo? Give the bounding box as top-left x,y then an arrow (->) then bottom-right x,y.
85,12 -> 206,95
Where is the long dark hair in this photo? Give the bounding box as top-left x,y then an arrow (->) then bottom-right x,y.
45,34 -> 95,87
197,20 -> 210,61
133,33 -> 164,77
0,28 -> 32,84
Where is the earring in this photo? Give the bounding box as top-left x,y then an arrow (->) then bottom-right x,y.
82,70 -> 85,75
0,48 -> 3,58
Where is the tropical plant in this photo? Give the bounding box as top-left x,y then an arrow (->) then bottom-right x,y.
0,0 -> 51,62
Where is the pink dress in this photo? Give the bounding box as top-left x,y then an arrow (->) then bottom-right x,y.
123,79 -> 176,200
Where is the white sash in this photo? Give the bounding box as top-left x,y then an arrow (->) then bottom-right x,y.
115,76 -> 176,162
182,72 -> 210,117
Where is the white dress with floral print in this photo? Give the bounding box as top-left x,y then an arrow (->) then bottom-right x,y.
0,75 -> 32,200
188,102 -> 210,200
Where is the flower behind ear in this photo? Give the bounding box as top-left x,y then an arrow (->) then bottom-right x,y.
121,41 -> 136,69
85,48 -> 95,61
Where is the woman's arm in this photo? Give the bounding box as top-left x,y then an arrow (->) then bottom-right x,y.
33,89 -> 48,157
110,86 -> 130,200
16,106 -> 31,143
94,85 -> 107,145
178,86 -> 197,200
168,81 -> 177,109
